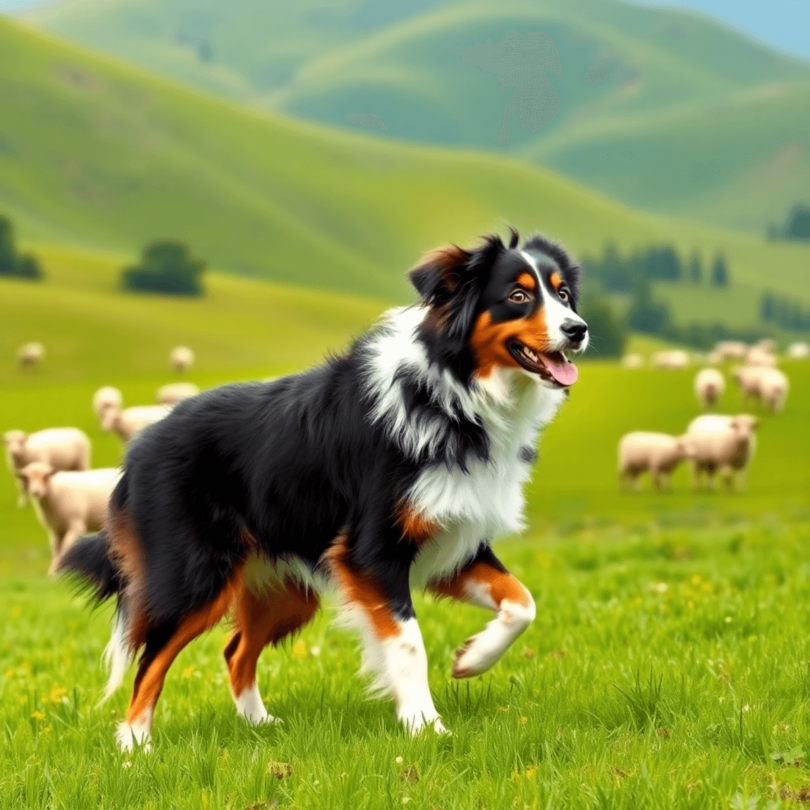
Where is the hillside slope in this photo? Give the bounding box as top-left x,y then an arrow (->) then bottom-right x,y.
1,17 -> 809,325
24,0 -> 810,230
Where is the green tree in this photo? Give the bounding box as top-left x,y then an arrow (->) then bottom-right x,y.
688,252 -> 702,284
760,292 -> 775,322
0,215 -> 44,280
626,283 -> 671,335
578,301 -> 626,358
711,253 -> 729,287
122,240 -> 206,296
784,204 -> 810,241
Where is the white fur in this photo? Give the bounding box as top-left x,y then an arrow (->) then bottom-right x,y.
103,612 -> 133,702
116,711 -> 152,752
233,682 -> 281,725
242,552 -> 329,595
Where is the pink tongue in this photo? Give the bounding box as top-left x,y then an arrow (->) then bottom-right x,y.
545,357 -> 579,386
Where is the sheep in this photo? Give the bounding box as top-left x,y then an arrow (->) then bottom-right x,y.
101,403 -> 172,442
745,347 -> 777,368
170,346 -> 194,374
713,341 -> 748,362
788,342 -> 809,360
92,386 -> 123,420
16,342 -> 45,369
622,353 -> 644,369
694,368 -> 725,410
4,428 -> 91,508
652,350 -> 690,369
17,462 -> 121,573
618,432 -> 691,491
754,338 -> 777,354
156,382 -> 199,406
733,366 -> 789,412
684,414 -> 759,491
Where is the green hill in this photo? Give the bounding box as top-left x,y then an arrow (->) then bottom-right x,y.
1,16 -> 809,333
24,0 -> 810,231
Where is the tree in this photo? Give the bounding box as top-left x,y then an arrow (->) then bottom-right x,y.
711,253 -> 729,287
0,215 -> 44,280
784,204 -> 810,241
578,301 -> 626,358
760,292 -> 775,322
642,245 -> 681,281
121,240 -> 206,296
626,283 -> 671,335
688,252 -> 702,284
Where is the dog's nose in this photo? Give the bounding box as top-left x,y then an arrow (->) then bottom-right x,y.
561,319 -> 588,344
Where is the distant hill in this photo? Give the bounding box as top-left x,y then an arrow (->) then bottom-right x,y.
1,17 -> 809,335
23,0 -> 810,231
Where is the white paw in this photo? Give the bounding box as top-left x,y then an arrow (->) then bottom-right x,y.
452,635 -> 502,679
399,705 -> 450,736
234,683 -> 282,726
116,720 -> 152,753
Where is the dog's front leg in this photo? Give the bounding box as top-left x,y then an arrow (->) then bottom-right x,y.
326,531 -> 447,735
431,545 -> 535,679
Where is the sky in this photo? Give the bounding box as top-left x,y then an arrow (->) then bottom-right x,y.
1,0 -> 808,62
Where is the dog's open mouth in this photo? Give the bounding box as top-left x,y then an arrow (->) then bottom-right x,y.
509,342 -> 579,387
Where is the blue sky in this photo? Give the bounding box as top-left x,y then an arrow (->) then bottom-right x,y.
1,0 -> 808,62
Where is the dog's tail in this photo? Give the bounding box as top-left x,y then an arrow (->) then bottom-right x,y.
57,531 -> 131,701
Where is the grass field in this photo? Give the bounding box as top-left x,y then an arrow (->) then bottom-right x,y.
2,245 -> 810,807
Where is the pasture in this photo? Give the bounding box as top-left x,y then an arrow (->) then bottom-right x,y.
2,249 -> 810,808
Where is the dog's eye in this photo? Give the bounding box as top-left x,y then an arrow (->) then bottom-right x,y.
508,289 -> 531,304
559,289 -> 569,302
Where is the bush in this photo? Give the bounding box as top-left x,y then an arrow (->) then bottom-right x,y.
121,240 -> 206,296
784,204 -> 810,241
0,216 -> 44,281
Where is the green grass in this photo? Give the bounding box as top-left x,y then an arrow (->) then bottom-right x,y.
2,239 -> 810,807
3,15 -> 810,329
25,0 -> 810,231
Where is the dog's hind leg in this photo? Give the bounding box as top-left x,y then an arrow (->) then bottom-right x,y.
431,545 -> 535,680
224,579 -> 319,725
117,583 -> 235,752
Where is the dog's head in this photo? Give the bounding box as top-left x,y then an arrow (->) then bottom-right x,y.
410,229 -> 588,389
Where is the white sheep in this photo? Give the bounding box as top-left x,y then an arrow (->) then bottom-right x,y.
618,432 -> 691,491
17,462 -> 121,573
4,428 -> 91,508
745,347 -> 777,368
622,353 -> 644,369
92,386 -> 123,419
694,368 -> 725,410
170,346 -> 194,374
16,342 -> 45,369
684,414 -> 759,491
156,382 -> 199,406
101,403 -> 173,442
788,342 -> 809,360
713,341 -> 748,362
652,350 -> 690,369
754,339 -> 777,354
733,366 -> 789,412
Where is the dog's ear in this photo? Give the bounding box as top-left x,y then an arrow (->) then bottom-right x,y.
409,245 -> 470,305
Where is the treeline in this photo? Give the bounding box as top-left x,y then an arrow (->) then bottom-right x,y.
767,204 -> 810,242
0,216 -> 44,280
582,242 -> 729,292
761,292 -> 810,332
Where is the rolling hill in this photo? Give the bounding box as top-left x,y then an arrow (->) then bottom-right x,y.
23,0 -> 810,231
1,15 -> 809,333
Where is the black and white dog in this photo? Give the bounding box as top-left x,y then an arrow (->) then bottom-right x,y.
60,229 -> 588,750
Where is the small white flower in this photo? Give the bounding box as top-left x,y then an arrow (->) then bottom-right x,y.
311,646 -> 321,657
724,617 -> 732,623
650,582 -> 668,594
395,756 -> 403,764
743,704 -> 750,713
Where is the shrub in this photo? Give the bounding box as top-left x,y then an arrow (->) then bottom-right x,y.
0,216 -> 44,280
121,240 -> 206,296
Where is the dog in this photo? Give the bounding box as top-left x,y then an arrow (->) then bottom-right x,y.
59,229 -> 588,750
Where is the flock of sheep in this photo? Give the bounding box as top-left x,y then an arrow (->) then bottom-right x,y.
617,339 -> 806,492
4,346 -> 197,573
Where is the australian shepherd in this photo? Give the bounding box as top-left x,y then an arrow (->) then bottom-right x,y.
59,229 -> 588,750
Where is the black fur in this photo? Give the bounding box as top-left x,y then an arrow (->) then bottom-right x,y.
56,531 -> 120,601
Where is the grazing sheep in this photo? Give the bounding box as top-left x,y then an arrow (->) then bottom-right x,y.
101,403 -> 172,442
684,414 -> 759,491
745,347 -> 777,368
788,342 -> 809,360
170,346 -> 194,374
733,366 -> 790,412
754,339 -> 777,354
4,428 -> 91,508
622,353 -> 644,369
17,462 -> 121,573
156,382 -> 199,406
694,368 -> 725,409
618,432 -> 690,491
652,350 -> 690,369
713,341 -> 748,362
92,386 -> 123,419
16,342 -> 45,369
